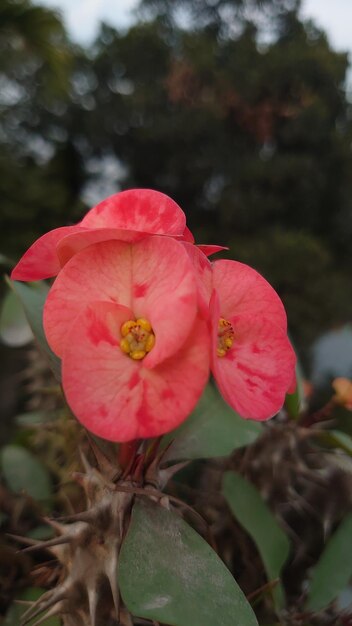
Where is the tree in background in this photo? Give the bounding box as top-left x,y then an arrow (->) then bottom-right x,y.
0,0 -> 83,256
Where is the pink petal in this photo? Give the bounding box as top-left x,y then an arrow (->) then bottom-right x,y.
81,189 -> 186,235
57,227 -> 147,266
182,225 -> 195,244
11,226 -> 82,281
183,242 -> 212,318
62,302 -> 210,441
128,236 -> 198,368
44,237 -> 197,365
212,259 -> 287,331
197,244 -> 229,256
210,293 -> 296,420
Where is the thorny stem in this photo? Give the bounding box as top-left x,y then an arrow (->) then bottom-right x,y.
298,399 -> 335,428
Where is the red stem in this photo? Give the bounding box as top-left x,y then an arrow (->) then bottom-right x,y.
118,440 -> 139,471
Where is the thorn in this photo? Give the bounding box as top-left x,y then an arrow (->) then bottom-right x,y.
42,516 -> 65,534
14,600 -> 33,606
59,490 -> 75,515
22,603 -> 62,626
131,453 -> 145,482
21,590 -> 51,622
246,578 -> 279,601
157,460 -> 190,489
87,585 -> 98,626
104,553 -> 119,618
156,440 -> 173,466
21,590 -> 66,625
86,432 -> 121,481
145,437 -> 162,463
55,510 -> 95,525
79,447 -> 92,473
6,533 -> 41,546
144,450 -> 163,487
20,536 -> 70,554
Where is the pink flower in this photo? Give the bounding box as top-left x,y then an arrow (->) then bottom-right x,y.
186,246 -> 296,420
43,236 -> 210,441
11,188 -> 225,282
11,185 -> 295,435
11,189 -> 188,281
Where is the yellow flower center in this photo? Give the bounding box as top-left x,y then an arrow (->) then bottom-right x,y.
120,318 -> 155,360
217,317 -> 234,357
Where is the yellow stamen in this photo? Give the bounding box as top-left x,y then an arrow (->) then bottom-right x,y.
120,338 -> 131,354
121,320 -> 136,337
217,317 -> 234,357
119,317 -> 155,360
145,334 -> 155,352
136,318 -> 152,332
131,350 -> 147,360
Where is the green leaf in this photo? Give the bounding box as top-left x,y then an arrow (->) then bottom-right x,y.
222,471 -> 290,610
0,444 -> 52,502
120,498 -> 258,626
6,278 -> 61,381
321,430 -> 352,455
3,587 -> 60,625
0,288 -> 33,346
306,513 -> 352,612
163,384 -> 262,462
285,362 -> 305,419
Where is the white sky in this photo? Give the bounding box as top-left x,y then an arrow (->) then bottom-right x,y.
301,0 -> 352,55
35,0 -> 352,54
36,0 -> 140,41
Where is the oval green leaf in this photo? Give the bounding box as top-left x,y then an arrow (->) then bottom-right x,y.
0,288 -> 33,347
163,384 -> 262,462
0,444 -> 52,502
6,277 -> 61,381
120,497 -> 258,626
223,471 -> 290,610
306,513 -> 352,612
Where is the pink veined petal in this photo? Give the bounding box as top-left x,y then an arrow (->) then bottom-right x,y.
127,236 -> 198,369
182,225 -> 195,244
11,225 -> 82,281
197,244 -> 229,256
210,293 -> 296,420
183,242 -> 212,318
62,302 -> 210,442
212,259 -> 288,331
57,227 -> 148,266
44,236 -> 198,365
81,189 -> 186,235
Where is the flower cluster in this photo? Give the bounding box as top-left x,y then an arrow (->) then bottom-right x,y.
12,189 -> 296,442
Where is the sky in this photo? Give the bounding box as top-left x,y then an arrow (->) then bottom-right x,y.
36,0 -> 352,56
